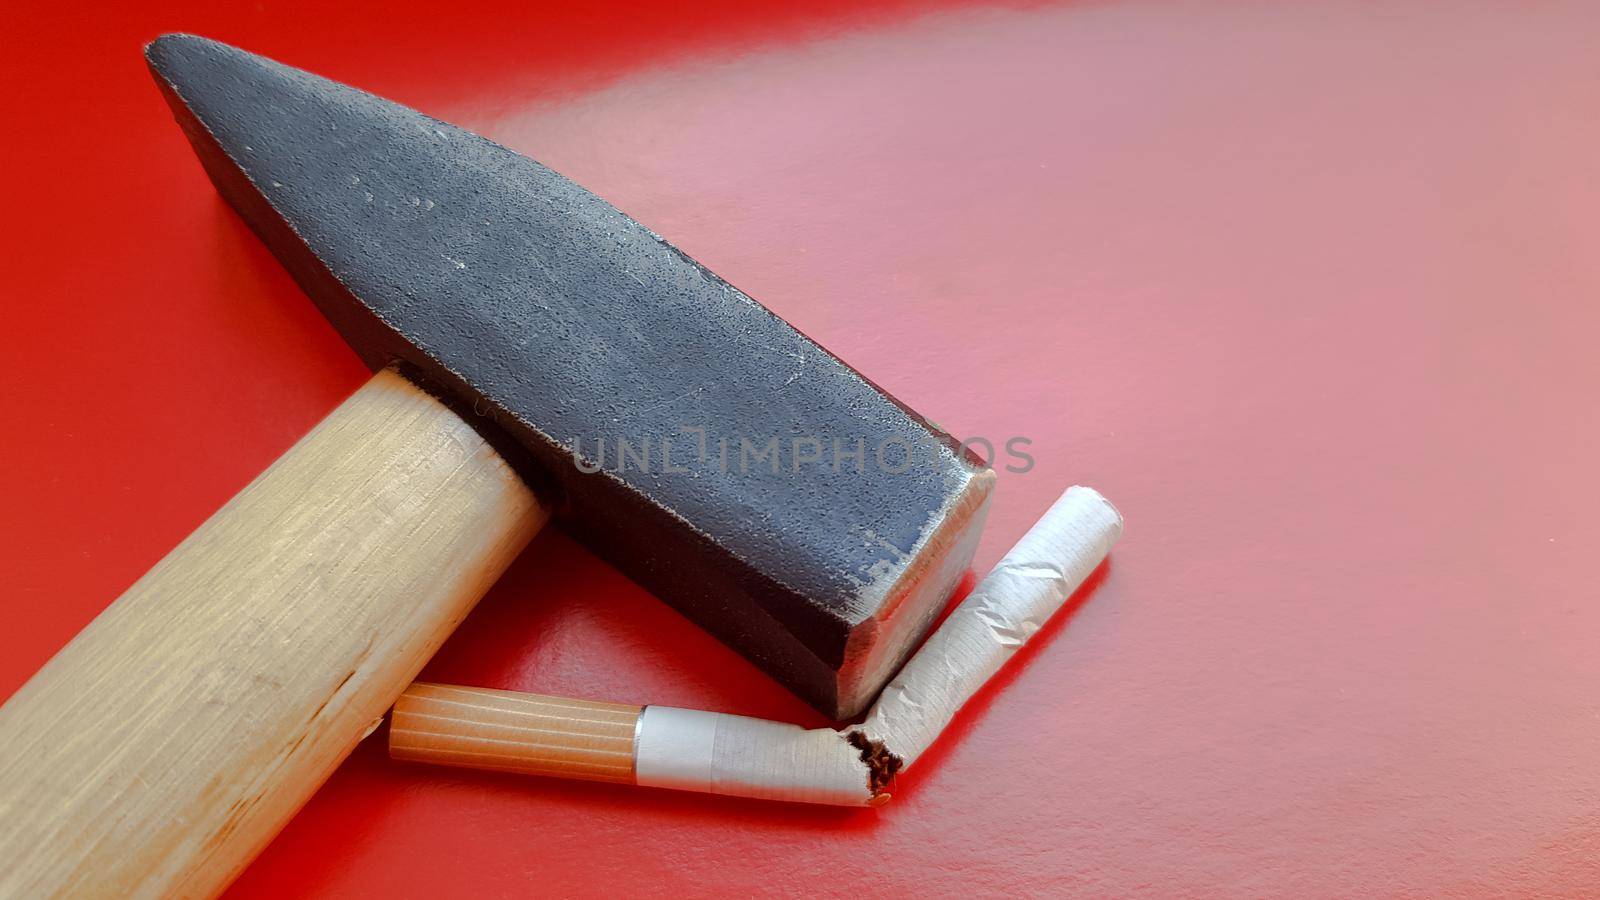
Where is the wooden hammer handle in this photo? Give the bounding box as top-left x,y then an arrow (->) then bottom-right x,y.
0,368 -> 546,899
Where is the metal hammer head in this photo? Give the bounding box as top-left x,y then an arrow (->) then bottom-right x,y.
145,34 -> 993,718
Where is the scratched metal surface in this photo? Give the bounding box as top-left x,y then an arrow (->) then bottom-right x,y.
3,1 -> 1599,894
144,34 -> 990,717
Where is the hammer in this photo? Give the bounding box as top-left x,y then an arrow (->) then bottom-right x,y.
0,35 -> 993,897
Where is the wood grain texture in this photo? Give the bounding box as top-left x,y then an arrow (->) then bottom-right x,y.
392,683 -> 641,784
0,368 -> 545,899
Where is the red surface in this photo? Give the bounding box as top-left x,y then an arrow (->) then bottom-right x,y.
4,1 -> 1600,894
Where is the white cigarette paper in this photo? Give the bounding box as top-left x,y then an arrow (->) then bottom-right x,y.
631,485 -> 1123,806
634,707 -> 872,805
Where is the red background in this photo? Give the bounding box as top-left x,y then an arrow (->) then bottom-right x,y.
4,1 -> 1599,895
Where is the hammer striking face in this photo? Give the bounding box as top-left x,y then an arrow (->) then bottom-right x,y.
145,35 -> 993,717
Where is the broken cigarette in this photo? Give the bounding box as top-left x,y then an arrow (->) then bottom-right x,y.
391,485 -> 1122,806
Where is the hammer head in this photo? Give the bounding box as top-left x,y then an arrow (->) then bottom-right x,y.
145,34 -> 993,718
